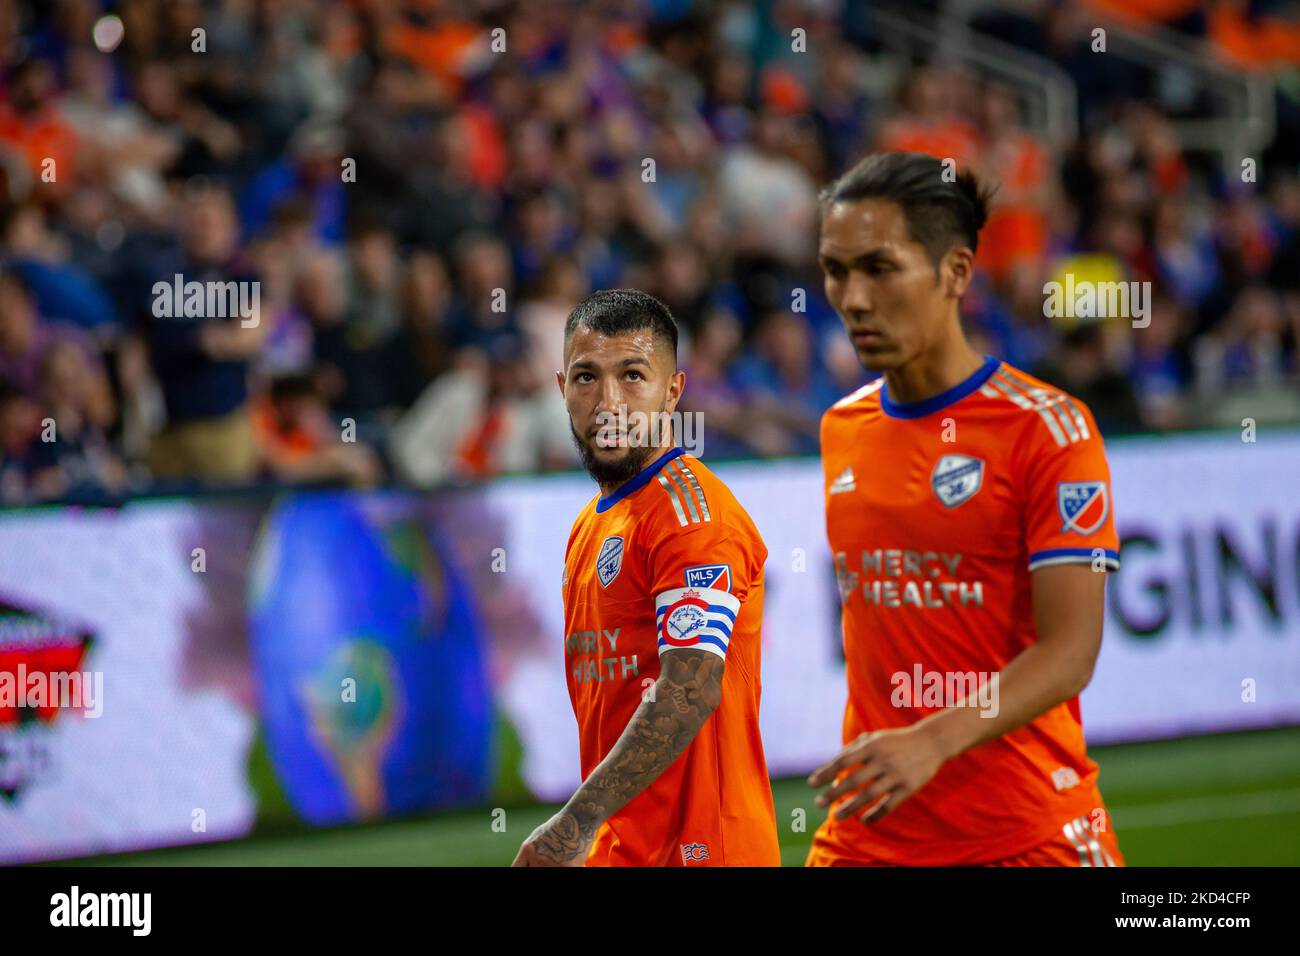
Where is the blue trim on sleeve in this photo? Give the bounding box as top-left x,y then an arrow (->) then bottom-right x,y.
1028,547 -> 1120,570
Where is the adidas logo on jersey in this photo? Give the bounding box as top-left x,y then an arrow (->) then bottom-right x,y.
657,457 -> 712,527
830,466 -> 856,495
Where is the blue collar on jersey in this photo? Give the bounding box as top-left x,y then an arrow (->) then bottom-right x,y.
880,355 -> 1001,419
595,446 -> 686,513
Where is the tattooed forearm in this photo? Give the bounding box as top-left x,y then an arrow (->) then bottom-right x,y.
532,649 -> 724,863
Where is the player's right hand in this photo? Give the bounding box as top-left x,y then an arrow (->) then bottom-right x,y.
511,811 -> 591,866
807,724 -> 947,824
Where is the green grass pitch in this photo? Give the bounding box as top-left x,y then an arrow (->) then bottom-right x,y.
54,726 -> 1300,867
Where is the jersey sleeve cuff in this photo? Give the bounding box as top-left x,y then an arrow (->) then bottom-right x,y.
1028,548 -> 1120,572
654,586 -> 739,659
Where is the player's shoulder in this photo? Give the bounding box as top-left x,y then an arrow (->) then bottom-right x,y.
571,490 -> 601,524
991,362 -> 1083,404
826,376 -> 885,415
641,451 -> 762,542
821,378 -> 885,443
566,493 -> 601,546
645,451 -> 727,527
977,361 -> 1101,452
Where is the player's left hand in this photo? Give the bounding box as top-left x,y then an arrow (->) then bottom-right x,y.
807,723 -> 947,824
510,811 -> 592,866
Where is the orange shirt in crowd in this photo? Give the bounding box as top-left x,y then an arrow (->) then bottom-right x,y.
978,132 -> 1051,283
0,104 -> 78,194
879,118 -> 981,173
251,395 -> 325,462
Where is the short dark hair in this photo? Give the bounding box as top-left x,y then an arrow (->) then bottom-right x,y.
564,288 -> 678,363
0,382 -> 30,412
820,152 -> 994,266
269,373 -> 319,403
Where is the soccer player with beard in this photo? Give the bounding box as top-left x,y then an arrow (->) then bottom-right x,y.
805,153 -> 1125,866
512,289 -> 780,867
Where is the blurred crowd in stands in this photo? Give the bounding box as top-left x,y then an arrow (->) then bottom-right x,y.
0,0 -> 1298,504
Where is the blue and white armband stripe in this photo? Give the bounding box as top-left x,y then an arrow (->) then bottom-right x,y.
654,586 -> 740,659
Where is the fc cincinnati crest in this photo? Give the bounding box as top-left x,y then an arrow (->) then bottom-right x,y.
931,454 -> 984,508
595,536 -> 624,588
681,842 -> 710,863
661,590 -> 709,647
1058,481 -> 1109,534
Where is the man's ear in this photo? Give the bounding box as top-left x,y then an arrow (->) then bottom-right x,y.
943,247 -> 975,299
664,369 -> 685,415
555,369 -> 566,398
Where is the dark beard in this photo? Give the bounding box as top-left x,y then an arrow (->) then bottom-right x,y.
570,421 -> 659,489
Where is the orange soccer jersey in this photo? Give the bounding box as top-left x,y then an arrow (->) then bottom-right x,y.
808,356 -> 1124,867
563,447 -> 780,866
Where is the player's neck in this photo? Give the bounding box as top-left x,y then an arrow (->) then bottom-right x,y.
883,338 -> 986,407
597,443 -> 677,499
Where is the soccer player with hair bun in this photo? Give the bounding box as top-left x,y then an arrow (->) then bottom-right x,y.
807,153 -> 1125,867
